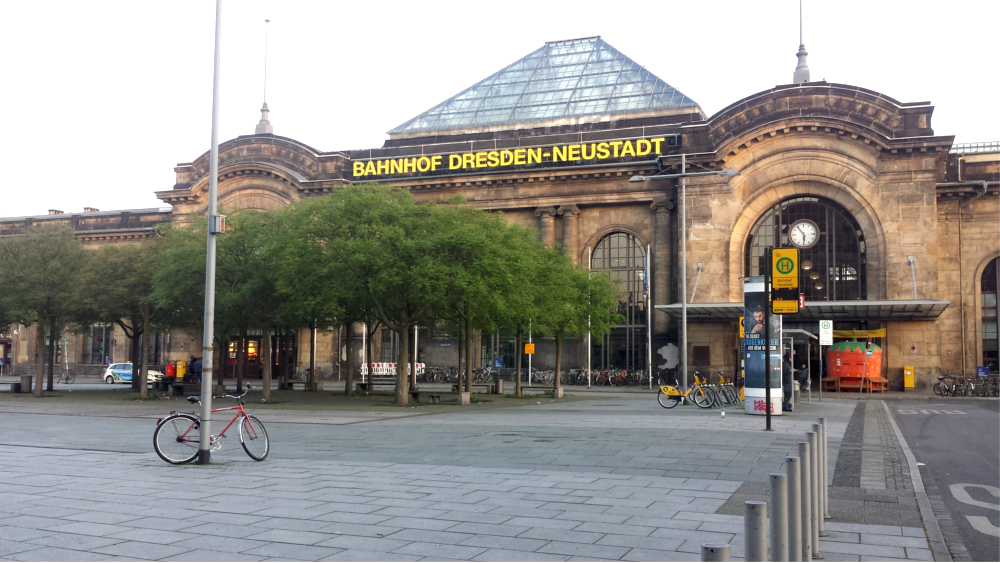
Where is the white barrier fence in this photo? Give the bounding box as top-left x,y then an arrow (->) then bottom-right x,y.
359,363 -> 425,377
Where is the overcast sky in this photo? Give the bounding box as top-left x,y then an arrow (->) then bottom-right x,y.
1,0 -> 996,218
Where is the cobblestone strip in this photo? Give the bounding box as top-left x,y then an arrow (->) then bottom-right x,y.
861,401 -> 888,489
882,401 -> 956,563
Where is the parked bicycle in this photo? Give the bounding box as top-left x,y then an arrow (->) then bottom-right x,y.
153,385 -> 268,464
656,374 -> 714,409
57,370 -> 75,384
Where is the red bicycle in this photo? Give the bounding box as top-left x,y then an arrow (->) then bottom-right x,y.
153,386 -> 269,464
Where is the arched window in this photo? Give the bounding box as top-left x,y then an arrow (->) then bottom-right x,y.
591,232 -> 646,370
744,197 -> 867,301
982,258 -> 999,373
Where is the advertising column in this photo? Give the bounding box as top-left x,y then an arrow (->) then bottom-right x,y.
743,277 -> 782,415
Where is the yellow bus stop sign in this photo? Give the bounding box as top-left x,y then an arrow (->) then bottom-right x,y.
772,248 -> 799,289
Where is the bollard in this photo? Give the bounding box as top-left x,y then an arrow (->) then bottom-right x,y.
813,423 -> 827,537
702,543 -> 731,562
798,441 -> 812,562
819,417 -> 830,520
744,500 -> 767,562
786,457 -> 802,562
807,431 -> 821,558
770,473 -> 789,562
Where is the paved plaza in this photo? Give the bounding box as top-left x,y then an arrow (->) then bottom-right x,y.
0,387 -> 940,561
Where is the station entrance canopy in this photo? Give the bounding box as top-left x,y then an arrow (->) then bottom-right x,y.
656,300 -> 950,322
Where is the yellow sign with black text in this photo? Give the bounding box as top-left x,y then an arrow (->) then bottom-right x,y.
772,299 -> 800,314
772,248 -> 799,289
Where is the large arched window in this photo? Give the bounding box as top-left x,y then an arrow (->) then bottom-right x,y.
591,232 -> 646,370
982,258 -> 999,373
745,197 -> 867,301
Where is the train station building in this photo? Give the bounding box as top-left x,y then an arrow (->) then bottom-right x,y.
2,36 -> 998,390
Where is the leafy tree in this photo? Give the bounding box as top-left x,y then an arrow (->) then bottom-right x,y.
81,239 -> 167,395
533,252 -> 623,389
0,226 -> 87,395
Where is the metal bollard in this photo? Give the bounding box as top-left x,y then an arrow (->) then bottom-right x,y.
807,431 -> 821,558
798,441 -> 813,562
702,543 -> 731,562
813,423 -> 827,537
744,500 -> 767,562
770,473 -> 789,561
819,417 -> 830,520
786,457 -> 802,562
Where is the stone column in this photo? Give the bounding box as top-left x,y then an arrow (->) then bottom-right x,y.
558,205 -> 581,265
651,199 -> 675,336
535,207 -> 557,247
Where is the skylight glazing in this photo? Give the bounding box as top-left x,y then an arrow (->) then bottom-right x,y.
389,37 -> 699,136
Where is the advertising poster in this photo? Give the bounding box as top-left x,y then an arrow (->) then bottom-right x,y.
743,277 -> 782,416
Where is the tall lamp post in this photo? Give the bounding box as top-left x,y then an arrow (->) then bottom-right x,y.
630,160 -> 739,395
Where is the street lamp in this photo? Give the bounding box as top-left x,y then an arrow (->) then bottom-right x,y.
630,160 -> 739,395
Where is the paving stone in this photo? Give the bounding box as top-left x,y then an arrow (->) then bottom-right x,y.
471,548 -> 570,561
820,541 -> 907,558
44,521 -> 129,537
457,533 -> 549,552
23,533 -> 122,551
315,535 -> 412,553
172,535 -> 270,554
537,541 -> 630,559
621,547 -> 701,561
0,528 -> 48,543
159,549 -> 267,561
518,527 -> 605,544
596,533 -> 683,551
92,540 -> 195,560
860,533 -> 930,549
502,517 -> 581,530
391,541 -> 487,560
385,529 -> 473,544
177,522 -> 264,539
904,547 -> 933,561
0,541 -> 35,558
242,543 -> 345,560
250,529 -> 335,546
7,546 -> 117,562
319,549 -> 421,561
825,522 -> 904,536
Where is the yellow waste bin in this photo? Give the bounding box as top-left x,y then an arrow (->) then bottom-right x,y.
175,361 -> 187,381
903,366 -> 915,390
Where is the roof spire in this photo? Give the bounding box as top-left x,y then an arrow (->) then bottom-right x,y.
255,18 -> 273,135
793,0 -> 810,84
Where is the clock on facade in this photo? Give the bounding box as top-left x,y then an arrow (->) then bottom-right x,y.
788,219 -> 820,248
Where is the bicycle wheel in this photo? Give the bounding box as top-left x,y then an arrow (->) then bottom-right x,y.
154,414 -> 200,464
657,390 -> 681,408
692,386 -> 714,408
932,382 -> 945,396
239,415 -> 269,461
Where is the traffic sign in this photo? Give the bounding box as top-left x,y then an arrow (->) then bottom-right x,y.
524,343 -> 535,355
819,320 -> 833,345
772,299 -> 799,314
772,248 -> 799,289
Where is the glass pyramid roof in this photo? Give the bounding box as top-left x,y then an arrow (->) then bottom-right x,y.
389,36 -> 701,138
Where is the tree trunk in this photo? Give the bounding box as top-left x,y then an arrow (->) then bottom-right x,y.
465,316 -> 473,393
262,329 -> 272,401
396,322 -> 409,405
236,330 -> 246,394
457,325 -> 463,385
34,321 -> 44,396
344,322 -> 355,396
410,326 -> 417,390
366,323 -> 377,386
138,309 -> 150,397
129,328 -> 142,392
308,324 -> 317,392
515,326 -> 522,396
47,317 -> 57,392
555,332 -> 562,389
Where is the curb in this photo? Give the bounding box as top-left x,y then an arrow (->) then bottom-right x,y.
881,400 -> 952,562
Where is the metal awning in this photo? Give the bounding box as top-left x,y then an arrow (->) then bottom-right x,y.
656,300 -> 950,322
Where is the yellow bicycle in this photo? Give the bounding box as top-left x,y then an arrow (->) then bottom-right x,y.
657,374 -> 714,409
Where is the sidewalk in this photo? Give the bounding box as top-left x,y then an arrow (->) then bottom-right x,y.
0,392 -> 938,561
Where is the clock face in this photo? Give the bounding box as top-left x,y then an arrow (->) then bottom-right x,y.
789,220 -> 819,248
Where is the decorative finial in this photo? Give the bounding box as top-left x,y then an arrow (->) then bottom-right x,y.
255,19 -> 273,135
793,0 -> 810,84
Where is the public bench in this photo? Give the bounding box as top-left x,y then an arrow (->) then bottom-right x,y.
822,375 -> 887,393
451,383 -> 495,394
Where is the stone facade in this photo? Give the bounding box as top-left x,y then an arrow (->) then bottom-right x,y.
3,82 -> 997,390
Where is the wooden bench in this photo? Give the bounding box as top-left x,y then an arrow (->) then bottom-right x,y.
452,383 -> 494,394
823,375 -> 887,393
170,383 -> 203,397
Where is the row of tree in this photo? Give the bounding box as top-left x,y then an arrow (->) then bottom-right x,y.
0,185 -> 623,403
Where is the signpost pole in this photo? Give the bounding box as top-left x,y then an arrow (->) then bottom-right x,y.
764,247 -> 772,431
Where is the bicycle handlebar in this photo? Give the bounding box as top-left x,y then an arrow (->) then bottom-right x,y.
213,385 -> 254,401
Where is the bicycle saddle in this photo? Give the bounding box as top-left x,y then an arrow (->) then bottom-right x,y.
187,396 -> 200,403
